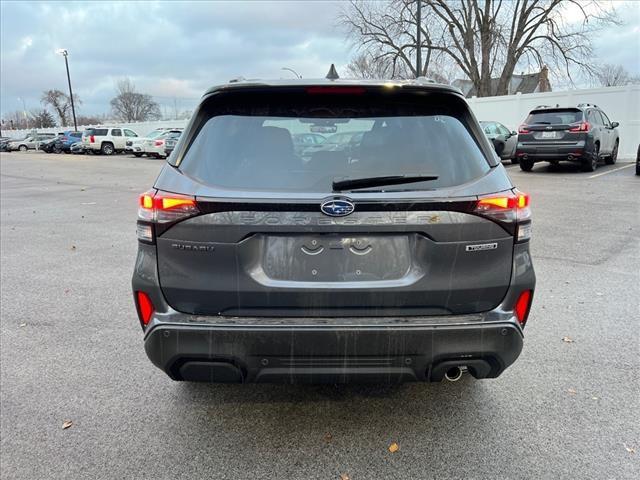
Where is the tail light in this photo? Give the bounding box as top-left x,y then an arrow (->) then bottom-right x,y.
154,139 -> 165,146
135,291 -> 155,326
518,124 -> 530,134
475,190 -> 531,242
90,135 -> 95,143
137,189 -> 199,243
514,290 -> 533,325
569,121 -> 590,132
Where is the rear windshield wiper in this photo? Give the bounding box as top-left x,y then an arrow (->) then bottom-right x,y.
332,174 -> 439,192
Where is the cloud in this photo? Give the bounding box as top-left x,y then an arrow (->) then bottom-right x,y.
1,0 -> 638,119
1,1 -> 350,117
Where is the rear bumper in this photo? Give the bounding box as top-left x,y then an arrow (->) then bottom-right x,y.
516,140 -> 591,161
143,314 -> 524,383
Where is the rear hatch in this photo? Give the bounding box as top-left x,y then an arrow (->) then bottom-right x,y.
151,86 -> 517,317
519,108 -> 585,144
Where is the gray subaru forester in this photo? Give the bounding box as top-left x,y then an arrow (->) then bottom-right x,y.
132,77 -> 535,384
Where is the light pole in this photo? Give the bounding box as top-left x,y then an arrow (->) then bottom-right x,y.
281,67 -> 302,79
17,97 -> 28,130
56,49 -> 78,131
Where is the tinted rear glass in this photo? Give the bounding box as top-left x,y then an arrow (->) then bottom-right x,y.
85,128 -> 108,136
178,91 -> 490,193
526,109 -> 582,125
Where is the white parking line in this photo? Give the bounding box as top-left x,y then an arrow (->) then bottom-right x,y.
588,164 -> 635,179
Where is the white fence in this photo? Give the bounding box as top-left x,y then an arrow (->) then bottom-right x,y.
4,84 -> 639,157
467,84 -> 640,158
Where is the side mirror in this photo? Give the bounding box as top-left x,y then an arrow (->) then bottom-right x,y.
511,131 -> 517,136
611,121 -> 619,129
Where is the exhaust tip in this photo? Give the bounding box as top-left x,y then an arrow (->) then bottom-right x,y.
444,366 -> 464,382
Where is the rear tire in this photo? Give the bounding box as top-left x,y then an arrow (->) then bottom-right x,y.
510,157 -> 519,164
582,143 -> 599,172
605,140 -> 618,165
101,142 -> 114,155
519,157 -> 534,172
18,145 -> 27,152
133,153 -> 143,158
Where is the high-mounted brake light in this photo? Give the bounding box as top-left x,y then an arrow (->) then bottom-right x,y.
137,190 -> 199,242
135,291 -> 155,326
475,190 -> 531,241
514,290 -> 532,326
306,86 -> 366,95
569,121 -> 590,132
518,124 -> 530,134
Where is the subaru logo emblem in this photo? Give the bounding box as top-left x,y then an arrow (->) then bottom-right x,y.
320,198 -> 355,217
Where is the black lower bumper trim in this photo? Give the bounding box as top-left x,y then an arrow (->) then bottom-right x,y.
144,321 -> 523,383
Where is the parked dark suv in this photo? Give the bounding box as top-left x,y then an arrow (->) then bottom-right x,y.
516,103 -> 619,172
132,77 -> 536,384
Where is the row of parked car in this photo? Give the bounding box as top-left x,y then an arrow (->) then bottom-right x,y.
0,127 -> 184,159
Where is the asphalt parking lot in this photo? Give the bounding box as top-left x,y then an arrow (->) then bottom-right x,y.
1,151 -> 638,479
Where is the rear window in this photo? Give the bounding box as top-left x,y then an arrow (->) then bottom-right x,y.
85,128 -> 108,136
525,109 -> 582,125
178,91 -> 490,193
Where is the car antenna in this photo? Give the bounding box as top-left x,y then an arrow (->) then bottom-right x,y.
326,64 -> 339,80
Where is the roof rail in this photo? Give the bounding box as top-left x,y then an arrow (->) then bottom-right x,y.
415,76 -> 436,84
577,102 -> 598,108
228,76 -> 246,83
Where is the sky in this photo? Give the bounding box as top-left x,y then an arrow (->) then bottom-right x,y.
1,0 -> 639,119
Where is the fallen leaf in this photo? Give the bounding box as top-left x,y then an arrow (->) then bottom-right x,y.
340,475 -> 350,480
624,443 -> 636,454
567,388 -> 577,395
62,420 -> 73,429
388,442 -> 399,453
324,432 -> 333,442
80,187 -> 86,191
70,245 -> 76,251
561,336 -> 574,343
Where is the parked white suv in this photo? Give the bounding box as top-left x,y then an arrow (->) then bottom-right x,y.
82,127 -> 139,155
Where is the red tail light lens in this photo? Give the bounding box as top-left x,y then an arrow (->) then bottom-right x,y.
475,190 -> 531,241
514,290 -> 532,325
138,189 -> 199,242
569,121 -> 590,132
90,135 -> 95,143
518,124 -> 530,134
154,139 -> 165,146
136,291 -> 155,326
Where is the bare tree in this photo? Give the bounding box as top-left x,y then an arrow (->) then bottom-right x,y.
110,78 -> 161,122
341,0 -> 619,96
41,89 -> 81,126
29,109 -> 56,128
595,63 -> 640,87
4,110 -> 29,130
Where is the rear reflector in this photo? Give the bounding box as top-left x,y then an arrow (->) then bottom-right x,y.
515,290 -> 532,325
136,291 -> 155,326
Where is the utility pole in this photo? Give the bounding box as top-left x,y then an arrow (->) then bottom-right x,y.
416,0 -> 422,78
57,49 -> 78,131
